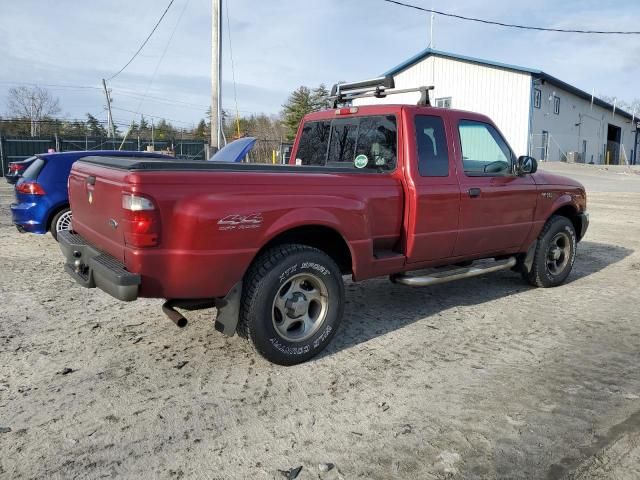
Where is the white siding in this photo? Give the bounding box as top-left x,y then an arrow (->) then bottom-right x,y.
354,56 -> 532,156
530,82 -> 635,164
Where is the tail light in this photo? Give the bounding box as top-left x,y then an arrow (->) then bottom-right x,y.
8,163 -> 26,174
16,182 -> 46,195
122,193 -> 160,247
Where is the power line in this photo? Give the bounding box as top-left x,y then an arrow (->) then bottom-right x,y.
134,0 -> 191,114
111,106 -> 195,125
225,0 -> 241,138
0,81 -> 101,90
382,0 -> 640,34
108,0 -> 176,80
113,90 -> 262,115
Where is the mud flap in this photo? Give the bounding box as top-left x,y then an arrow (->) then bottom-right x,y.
523,241 -> 537,273
214,281 -> 242,336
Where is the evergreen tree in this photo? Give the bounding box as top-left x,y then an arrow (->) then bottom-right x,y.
194,119 -> 208,140
155,118 -> 175,140
311,84 -> 332,111
281,86 -> 315,141
85,113 -> 107,136
138,115 -> 150,137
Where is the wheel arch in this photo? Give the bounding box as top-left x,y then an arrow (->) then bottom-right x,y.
549,203 -> 584,241
254,224 -> 354,275
46,202 -> 71,232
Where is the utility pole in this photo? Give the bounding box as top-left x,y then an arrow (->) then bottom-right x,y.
30,98 -> 35,137
211,0 -> 222,154
102,78 -> 116,138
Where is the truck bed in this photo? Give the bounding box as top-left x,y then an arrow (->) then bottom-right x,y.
77,156 -> 377,174
66,156 -> 405,299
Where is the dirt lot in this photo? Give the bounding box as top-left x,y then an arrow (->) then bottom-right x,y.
1,163 -> 640,480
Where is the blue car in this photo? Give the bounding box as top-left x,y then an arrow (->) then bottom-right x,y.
11,150 -> 172,240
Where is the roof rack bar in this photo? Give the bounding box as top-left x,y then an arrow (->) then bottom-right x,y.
330,76 -> 395,97
330,78 -> 434,107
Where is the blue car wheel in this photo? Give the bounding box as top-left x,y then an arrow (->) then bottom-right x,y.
51,208 -> 72,241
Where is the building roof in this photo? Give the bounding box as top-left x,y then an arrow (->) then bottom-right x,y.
383,48 -> 634,121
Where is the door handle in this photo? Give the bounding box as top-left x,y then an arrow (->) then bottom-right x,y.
468,188 -> 481,198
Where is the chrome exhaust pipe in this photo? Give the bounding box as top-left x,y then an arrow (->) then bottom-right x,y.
391,257 -> 517,287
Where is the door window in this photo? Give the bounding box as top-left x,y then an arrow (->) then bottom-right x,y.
415,115 -> 449,177
458,120 -> 513,176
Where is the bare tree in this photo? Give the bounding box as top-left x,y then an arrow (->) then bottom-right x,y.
6,86 -> 61,136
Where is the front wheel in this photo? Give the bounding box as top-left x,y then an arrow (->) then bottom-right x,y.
238,244 -> 345,365
50,208 -> 73,241
523,215 -> 577,287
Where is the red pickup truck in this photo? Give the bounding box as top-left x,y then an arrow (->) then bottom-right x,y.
59,78 -> 588,365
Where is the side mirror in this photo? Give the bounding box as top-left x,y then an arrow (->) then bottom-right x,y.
514,155 -> 538,176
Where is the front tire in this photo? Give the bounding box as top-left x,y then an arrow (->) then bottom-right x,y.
50,208 -> 72,241
238,244 -> 345,365
523,215 -> 577,287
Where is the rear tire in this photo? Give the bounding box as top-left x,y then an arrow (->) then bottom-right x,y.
523,215 -> 576,288
50,208 -> 72,241
238,244 -> 345,365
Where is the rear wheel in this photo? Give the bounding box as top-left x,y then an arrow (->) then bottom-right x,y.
50,208 -> 72,241
238,244 -> 344,365
523,215 -> 576,287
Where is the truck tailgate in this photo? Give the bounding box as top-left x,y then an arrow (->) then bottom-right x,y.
68,162 -> 127,263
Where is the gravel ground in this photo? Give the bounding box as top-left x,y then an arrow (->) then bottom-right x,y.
1,163 -> 640,480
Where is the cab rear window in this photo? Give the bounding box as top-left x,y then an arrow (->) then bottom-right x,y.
21,158 -> 45,181
295,115 -> 397,171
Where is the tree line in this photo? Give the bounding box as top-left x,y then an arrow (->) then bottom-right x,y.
0,83 -> 333,145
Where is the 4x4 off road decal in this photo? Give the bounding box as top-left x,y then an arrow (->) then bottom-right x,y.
217,213 -> 263,231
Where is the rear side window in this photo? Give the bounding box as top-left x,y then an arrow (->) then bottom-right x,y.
327,120 -> 358,166
415,115 -> 449,177
21,158 -> 45,181
295,121 -> 331,166
354,116 -> 397,170
295,115 -> 397,171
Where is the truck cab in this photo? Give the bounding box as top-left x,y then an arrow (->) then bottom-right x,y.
292,101 -> 584,272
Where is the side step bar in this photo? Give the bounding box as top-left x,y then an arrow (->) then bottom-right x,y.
390,257 -> 517,287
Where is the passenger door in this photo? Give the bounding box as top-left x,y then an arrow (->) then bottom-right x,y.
405,112 -> 461,263
452,117 -> 537,257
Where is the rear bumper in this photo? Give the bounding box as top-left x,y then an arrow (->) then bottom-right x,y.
10,201 -> 47,234
58,230 -> 140,301
577,212 -> 589,240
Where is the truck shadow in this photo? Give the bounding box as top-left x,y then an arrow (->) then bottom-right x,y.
321,240 -> 633,358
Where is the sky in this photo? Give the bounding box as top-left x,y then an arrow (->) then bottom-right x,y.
0,0 -> 639,130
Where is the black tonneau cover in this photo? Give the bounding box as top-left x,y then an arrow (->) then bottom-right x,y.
77,156 -> 379,174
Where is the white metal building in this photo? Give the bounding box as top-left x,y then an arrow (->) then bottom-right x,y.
355,48 -> 639,165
